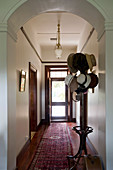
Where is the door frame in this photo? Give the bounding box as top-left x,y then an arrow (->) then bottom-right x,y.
51,77 -> 68,120
29,62 -> 37,139
45,65 -> 72,123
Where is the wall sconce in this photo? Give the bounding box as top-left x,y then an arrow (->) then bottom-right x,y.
19,70 -> 26,92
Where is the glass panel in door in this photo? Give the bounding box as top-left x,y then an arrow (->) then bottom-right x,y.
51,79 -> 67,118
52,106 -> 65,117
52,81 -> 65,102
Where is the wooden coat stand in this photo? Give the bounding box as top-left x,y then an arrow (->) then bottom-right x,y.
67,93 -> 93,169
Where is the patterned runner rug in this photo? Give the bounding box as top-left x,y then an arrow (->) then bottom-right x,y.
28,123 -> 73,170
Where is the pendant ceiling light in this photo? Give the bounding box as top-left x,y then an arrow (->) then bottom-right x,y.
55,24 -> 62,59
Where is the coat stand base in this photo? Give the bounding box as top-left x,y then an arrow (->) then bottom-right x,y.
67,126 -> 93,170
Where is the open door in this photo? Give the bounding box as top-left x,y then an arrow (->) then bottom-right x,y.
29,63 -> 37,139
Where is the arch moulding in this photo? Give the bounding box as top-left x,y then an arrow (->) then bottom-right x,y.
6,0 -> 105,41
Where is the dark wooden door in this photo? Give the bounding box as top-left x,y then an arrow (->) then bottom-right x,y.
45,65 -> 73,123
49,78 -> 52,124
29,63 -> 37,133
51,78 -> 68,120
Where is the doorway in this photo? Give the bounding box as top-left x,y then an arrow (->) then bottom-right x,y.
45,65 -> 72,123
51,78 -> 68,121
29,62 -> 37,139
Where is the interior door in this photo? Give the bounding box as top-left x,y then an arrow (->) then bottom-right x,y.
29,63 -> 37,137
51,78 -> 68,120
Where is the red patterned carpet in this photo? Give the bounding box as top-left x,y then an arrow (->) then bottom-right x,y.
28,123 -> 73,170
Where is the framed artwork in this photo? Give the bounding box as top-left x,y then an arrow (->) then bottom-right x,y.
19,70 -> 26,92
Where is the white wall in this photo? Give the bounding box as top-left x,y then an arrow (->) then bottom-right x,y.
0,30 -> 16,170
0,32 -> 8,170
105,30 -> 113,170
24,24 -> 42,57
98,33 -> 106,166
77,23 -> 93,53
7,34 -> 16,170
78,23 -> 106,166
16,30 -> 42,156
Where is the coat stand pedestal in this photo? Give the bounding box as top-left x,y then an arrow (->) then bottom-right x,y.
67,126 -> 93,169
67,93 -> 93,169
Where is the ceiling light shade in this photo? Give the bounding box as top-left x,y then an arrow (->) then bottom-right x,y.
55,45 -> 62,59
55,24 -> 62,59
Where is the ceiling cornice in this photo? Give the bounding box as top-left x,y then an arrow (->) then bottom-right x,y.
21,27 -> 42,63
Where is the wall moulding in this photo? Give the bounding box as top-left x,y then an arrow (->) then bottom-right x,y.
0,23 -> 7,32
8,0 -> 104,35
97,21 -> 113,42
8,22 -> 17,42
105,21 -> 113,31
97,27 -> 105,42
1,0 -> 28,23
0,22 -> 17,42
87,0 -> 109,20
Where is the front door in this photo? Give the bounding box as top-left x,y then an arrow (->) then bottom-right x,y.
51,78 -> 68,120
45,65 -> 72,123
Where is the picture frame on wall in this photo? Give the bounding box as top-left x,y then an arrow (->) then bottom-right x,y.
19,70 -> 26,92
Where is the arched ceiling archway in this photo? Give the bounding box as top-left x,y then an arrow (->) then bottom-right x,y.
8,0 -> 104,39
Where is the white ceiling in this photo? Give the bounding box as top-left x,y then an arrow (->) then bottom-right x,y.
24,12 -> 87,48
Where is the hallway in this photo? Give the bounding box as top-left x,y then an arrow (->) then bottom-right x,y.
1,1 -> 113,170
17,122 -> 97,170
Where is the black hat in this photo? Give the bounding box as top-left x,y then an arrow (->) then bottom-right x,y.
73,53 -> 89,73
